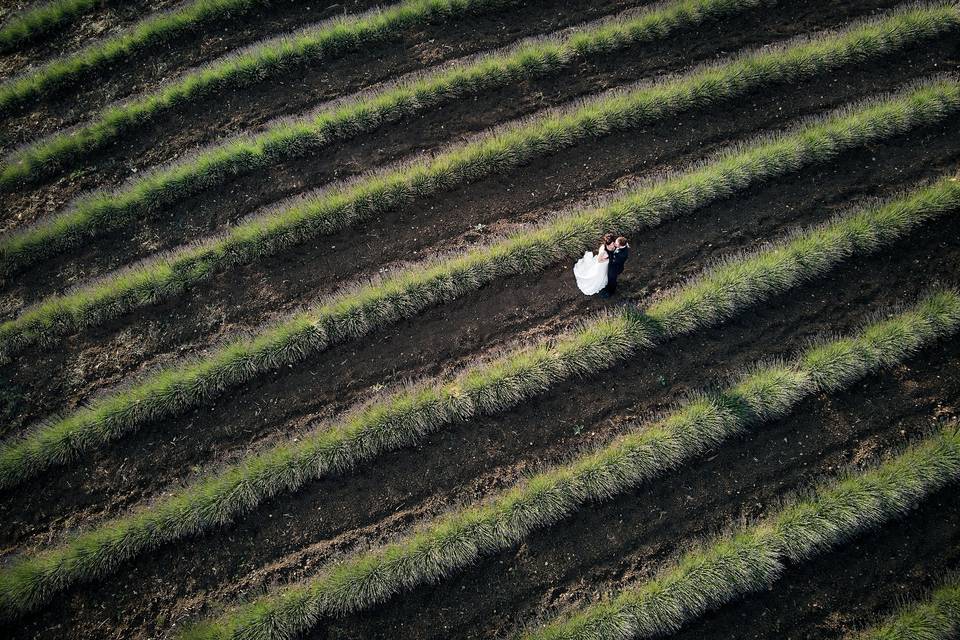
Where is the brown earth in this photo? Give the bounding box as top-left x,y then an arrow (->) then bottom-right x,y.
669,486 -> 960,639
298,237 -> 960,640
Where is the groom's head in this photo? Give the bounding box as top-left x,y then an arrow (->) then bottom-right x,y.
615,236 -> 628,248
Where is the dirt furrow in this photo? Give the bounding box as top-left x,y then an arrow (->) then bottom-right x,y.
11,10 -> 953,298
4,4 -> 958,640
0,0 -> 652,173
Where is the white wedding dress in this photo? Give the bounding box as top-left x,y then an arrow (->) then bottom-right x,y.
573,247 -> 608,295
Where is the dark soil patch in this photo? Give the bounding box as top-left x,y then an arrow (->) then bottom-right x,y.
0,0 -> 902,234
4,190 -> 959,640
3,35 -> 958,439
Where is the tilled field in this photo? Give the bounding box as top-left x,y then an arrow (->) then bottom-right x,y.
1,1 -> 959,639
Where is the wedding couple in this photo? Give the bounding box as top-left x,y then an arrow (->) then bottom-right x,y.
573,233 -> 630,298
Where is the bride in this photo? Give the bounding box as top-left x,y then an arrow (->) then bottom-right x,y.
574,233 -> 614,295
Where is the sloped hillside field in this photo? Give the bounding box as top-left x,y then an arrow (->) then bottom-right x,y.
1,1 -> 959,639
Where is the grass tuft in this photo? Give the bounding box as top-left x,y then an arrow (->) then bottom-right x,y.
1,3 -> 957,281
0,0 -> 99,51
0,0 -> 521,125
853,577 -> 960,640
3,55 -> 960,368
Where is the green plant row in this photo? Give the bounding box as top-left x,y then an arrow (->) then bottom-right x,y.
9,3 -> 585,276
0,178 -> 957,624
0,0 -> 273,111
855,579 -> 960,640
519,423 -> 960,640
0,0 -> 528,116
0,0 -> 768,186
1,83 -> 958,490
2,11 -> 958,359
165,291 -> 960,640
0,0 -> 99,52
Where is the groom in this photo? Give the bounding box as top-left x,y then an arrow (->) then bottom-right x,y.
599,236 -> 629,298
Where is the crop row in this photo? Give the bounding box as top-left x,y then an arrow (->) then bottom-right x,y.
857,578 -> 960,640
0,0 -> 98,52
0,0 -> 768,187
0,83 -> 957,489
0,0 -> 525,121
2,13 -> 958,360
0,0 -> 279,113
3,4 -> 955,274
169,292 -> 960,640
0,177 -> 956,619
518,423 -> 960,640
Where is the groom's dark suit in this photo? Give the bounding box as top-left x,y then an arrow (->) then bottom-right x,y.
603,246 -> 630,295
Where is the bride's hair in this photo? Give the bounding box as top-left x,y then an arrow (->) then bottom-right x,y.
602,233 -> 616,245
